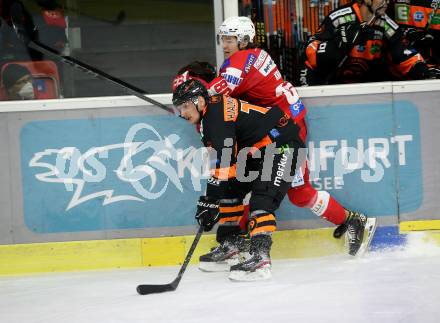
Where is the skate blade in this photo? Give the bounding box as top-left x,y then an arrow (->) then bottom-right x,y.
356,217 -> 378,257
228,266 -> 272,282
198,258 -> 240,272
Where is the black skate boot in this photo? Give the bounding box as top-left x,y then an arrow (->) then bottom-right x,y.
345,211 -> 367,256
229,234 -> 272,281
199,235 -> 248,272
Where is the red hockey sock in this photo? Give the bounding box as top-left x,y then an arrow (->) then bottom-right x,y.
239,204 -> 250,231
321,197 -> 346,225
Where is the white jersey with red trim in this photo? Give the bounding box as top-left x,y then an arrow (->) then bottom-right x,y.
207,48 -> 306,122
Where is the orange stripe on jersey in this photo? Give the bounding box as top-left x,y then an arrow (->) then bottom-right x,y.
306,40 -> 320,69
352,2 -> 363,23
397,53 -> 424,76
240,102 -> 270,114
249,135 -> 273,155
213,164 -> 237,180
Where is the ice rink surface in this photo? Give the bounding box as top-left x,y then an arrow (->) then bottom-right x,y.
1,234 -> 440,323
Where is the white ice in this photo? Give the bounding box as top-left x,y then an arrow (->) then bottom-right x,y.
1,233 -> 440,323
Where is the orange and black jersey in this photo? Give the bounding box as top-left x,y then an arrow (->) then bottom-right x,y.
201,95 -> 299,198
388,0 -> 440,65
305,2 -> 425,84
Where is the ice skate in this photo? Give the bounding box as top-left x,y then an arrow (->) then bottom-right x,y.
228,234 -> 272,281
345,211 -> 377,256
199,236 -> 248,272
356,217 -> 377,257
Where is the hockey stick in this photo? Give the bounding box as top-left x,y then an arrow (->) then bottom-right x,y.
137,225 -> 204,295
10,9 -> 172,114
25,39 -> 173,113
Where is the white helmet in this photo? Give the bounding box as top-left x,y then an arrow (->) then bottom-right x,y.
218,16 -> 255,44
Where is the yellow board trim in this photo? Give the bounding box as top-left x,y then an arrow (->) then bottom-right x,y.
0,228 -> 345,276
399,220 -> 440,232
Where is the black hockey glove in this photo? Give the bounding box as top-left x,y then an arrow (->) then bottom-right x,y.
409,62 -> 440,80
427,67 -> 440,79
195,196 -> 220,231
404,28 -> 434,49
335,24 -> 361,53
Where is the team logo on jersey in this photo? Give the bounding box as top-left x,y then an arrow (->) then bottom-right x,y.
413,11 -> 424,22
277,114 -> 289,127
244,54 -> 257,74
224,97 -> 239,121
289,100 -> 305,117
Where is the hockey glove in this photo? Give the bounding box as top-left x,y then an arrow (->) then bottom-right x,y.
195,196 -> 220,231
409,62 -> 440,80
427,67 -> 440,79
404,28 -> 434,49
335,24 -> 361,53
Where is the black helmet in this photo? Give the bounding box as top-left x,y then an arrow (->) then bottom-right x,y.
172,79 -> 209,107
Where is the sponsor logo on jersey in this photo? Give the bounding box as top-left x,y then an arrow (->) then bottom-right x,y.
221,67 -> 243,87
370,44 -> 381,55
270,128 -> 280,138
357,45 -> 366,53
413,11 -> 424,22
207,176 -> 220,186
274,149 -> 290,187
343,14 -> 354,23
244,54 -> 257,74
289,100 -> 305,117
329,7 -> 353,21
383,14 -> 399,30
254,50 -> 268,69
373,30 -> 383,40
403,48 -> 416,56
395,4 -> 409,23
291,167 -> 305,188
224,97 -> 239,121
259,56 -> 276,76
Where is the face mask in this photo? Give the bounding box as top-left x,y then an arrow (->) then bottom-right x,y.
17,82 -> 35,100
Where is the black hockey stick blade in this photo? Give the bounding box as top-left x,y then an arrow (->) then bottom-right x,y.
136,225 -> 204,295
136,279 -> 177,295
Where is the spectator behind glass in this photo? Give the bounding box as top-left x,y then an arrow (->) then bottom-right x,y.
302,0 -> 439,85
2,63 -> 35,100
1,0 -> 41,64
34,0 -> 68,54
